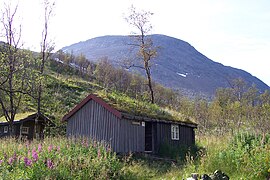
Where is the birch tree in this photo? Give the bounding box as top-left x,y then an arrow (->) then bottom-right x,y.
125,5 -> 157,103
0,2 -> 29,135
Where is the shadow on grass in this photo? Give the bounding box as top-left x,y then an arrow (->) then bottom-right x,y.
118,144 -> 204,179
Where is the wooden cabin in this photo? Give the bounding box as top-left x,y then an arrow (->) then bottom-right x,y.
0,113 -> 53,140
62,94 -> 197,153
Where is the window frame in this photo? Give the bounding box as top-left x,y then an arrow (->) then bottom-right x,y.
171,124 -> 179,140
4,126 -> 8,133
21,126 -> 29,134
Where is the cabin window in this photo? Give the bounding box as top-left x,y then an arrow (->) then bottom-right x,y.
171,124 -> 179,140
21,127 -> 29,134
4,126 -> 8,133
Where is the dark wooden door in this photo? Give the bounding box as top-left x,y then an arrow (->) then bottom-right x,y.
145,122 -> 152,151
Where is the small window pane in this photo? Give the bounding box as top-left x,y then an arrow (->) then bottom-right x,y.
21,127 -> 29,134
171,124 -> 179,140
4,126 -> 8,133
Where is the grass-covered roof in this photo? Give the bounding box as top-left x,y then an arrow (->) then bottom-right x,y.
0,112 -> 36,123
95,91 -> 196,125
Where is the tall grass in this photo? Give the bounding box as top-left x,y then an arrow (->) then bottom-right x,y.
0,137 -> 122,179
181,133 -> 270,179
1,134 -> 269,179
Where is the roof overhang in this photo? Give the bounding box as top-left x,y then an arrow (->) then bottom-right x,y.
121,112 -> 197,128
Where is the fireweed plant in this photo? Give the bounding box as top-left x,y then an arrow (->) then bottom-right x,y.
0,137 -> 122,179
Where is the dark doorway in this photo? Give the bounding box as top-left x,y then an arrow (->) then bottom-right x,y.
145,122 -> 152,151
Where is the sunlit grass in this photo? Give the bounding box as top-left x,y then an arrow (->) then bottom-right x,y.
1,134 -> 269,179
0,137 -> 122,179
0,112 -> 35,122
96,90 -> 195,124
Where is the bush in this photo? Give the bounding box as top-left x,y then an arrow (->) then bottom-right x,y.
158,142 -> 202,162
197,133 -> 270,179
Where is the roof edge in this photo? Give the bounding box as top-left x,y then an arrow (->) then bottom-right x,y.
121,112 -> 197,128
62,94 -> 122,121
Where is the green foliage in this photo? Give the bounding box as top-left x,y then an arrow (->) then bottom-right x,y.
96,90 -> 195,124
0,137 -> 122,179
183,134 -> 270,179
158,142 -> 202,161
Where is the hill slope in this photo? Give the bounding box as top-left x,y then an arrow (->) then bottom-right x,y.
62,34 -> 269,97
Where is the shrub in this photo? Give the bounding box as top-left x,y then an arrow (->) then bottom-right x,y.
158,142 -> 202,162
196,133 -> 270,179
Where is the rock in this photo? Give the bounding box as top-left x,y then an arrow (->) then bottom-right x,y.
208,170 -> 229,180
202,174 -> 212,180
187,173 -> 199,180
191,173 -> 199,180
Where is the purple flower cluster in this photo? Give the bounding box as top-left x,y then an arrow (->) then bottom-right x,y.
0,144 -> 59,169
24,157 -> 32,167
7,152 -> 17,165
38,144 -> 42,152
47,159 -> 54,169
32,149 -> 38,162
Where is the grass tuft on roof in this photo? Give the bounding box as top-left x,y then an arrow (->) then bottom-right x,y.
95,90 -> 196,125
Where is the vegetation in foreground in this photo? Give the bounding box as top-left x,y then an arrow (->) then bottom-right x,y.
1,133 -> 270,179
0,137 -> 122,179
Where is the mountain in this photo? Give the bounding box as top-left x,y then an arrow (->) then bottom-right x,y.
62,34 -> 269,97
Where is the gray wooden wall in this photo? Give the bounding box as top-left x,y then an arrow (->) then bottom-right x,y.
154,122 -> 195,153
66,99 -> 145,153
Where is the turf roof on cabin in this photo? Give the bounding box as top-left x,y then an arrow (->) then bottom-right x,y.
0,112 -> 36,122
94,91 -> 196,125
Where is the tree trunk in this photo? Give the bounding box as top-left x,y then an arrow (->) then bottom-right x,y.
145,66 -> 154,104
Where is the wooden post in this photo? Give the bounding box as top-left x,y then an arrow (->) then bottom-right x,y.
19,123 -> 22,140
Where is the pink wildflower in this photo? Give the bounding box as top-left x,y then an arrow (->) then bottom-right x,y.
24,157 -> 32,167
97,149 -> 101,159
8,157 -> 14,165
57,146 -> 60,152
32,149 -> 38,162
48,145 -> 53,152
38,144 -> 42,152
0,159 -> 3,165
12,152 -> 17,161
47,159 -> 54,169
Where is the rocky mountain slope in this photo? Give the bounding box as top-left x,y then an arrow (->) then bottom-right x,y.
62,34 -> 269,97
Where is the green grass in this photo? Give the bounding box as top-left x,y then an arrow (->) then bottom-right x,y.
0,137 -> 122,179
0,112 -> 35,122
181,134 -> 270,179
22,59 -> 196,126
96,90 -> 196,124
123,133 -> 270,179
1,134 -> 269,179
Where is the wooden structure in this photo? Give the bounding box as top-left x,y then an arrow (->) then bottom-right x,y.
0,113 -> 53,140
63,94 -> 197,153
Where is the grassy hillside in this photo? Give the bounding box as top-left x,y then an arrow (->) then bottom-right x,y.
16,59 -> 194,127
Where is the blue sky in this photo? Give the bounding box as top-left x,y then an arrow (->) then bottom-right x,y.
1,0 -> 270,86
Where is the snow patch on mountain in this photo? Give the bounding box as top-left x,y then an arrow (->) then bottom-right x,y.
177,72 -> 187,77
